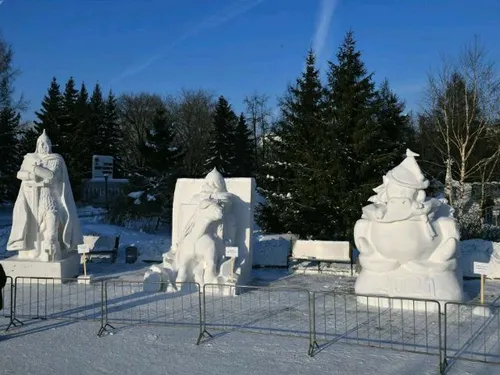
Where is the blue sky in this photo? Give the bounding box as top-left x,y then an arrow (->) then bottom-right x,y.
1,0 -> 499,121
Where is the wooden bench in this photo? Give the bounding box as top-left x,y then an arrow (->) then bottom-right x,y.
288,240 -> 353,275
82,235 -> 120,263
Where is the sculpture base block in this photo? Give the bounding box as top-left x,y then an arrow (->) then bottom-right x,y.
0,253 -> 81,282
355,267 -> 465,309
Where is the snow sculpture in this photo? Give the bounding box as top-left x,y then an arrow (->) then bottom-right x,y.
354,149 -> 464,303
144,168 -> 254,292
7,130 -> 82,262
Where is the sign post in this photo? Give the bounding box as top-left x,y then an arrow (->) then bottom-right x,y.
473,261 -> 490,304
78,244 -> 90,277
225,246 -> 239,282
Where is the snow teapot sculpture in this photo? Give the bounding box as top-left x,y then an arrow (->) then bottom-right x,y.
354,149 -> 464,302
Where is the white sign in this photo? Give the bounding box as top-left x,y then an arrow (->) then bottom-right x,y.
77,244 -> 90,254
225,246 -> 239,258
473,261 -> 489,276
92,155 -> 114,179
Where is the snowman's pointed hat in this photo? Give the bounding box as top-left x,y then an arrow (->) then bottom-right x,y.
386,149 -> 429,189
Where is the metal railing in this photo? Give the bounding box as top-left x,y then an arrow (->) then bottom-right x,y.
311,292 -> 442,359
443,299 -> 500,372
3,274 -> 500,373
198,283 -> 314,353
12,277 -> 102,322
98,280 -> 202,337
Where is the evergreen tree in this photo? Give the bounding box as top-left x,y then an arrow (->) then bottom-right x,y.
88,83 -> 107,155
72,82 -> 91,181
128,107 -> 182,222
0,36 -> 22,201
373,80 -> 414,172
18,125 -> 39,157
233,113 -> 255,177
0,107 -> 21,201
257,50 -> 331,238
34,77 -> 63,151
204,96 -> 237,176
59,77 -> 79,157
324,30 -> 381,238
103,90 -> 123,176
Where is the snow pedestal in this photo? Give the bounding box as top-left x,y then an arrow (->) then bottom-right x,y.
0,252 -> 80,283
354,150 -> 465,309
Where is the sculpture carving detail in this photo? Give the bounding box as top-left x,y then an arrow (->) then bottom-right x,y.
7,130 -> 82,262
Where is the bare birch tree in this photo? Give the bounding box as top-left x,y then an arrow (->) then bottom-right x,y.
423,36 -> 500,220
244,92 -> 272,167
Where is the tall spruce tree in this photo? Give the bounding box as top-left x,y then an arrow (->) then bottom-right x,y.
60,77 -> 79,156
73,82 -> 91,180
0,36 -> 22,201
204,95 -> 237,176
233,113 -> 255,177
88,83 -> 107,155
34,77 -> 63,152
103,90 -> 123,176
0,107 -> 21,200
374,80 -> 414,172
257,50 -> 333,238
324,30 -> 380,238
129,106 -> 182,222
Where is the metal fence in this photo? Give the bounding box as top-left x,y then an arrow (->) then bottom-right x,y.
98,280 -> 202,337
199,284 -> 314,352
312,292 -> 442,358
443,300 -> 500,372
4,275 -> 500,374
12,277 -> 103,322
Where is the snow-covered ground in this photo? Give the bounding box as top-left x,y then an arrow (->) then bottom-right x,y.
1,208 -> 500,374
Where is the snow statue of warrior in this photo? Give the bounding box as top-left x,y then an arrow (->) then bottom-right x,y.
7,130 -> 82,262
354,149 -> 464,302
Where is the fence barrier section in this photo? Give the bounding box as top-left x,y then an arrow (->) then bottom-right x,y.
199,283 -> 314,354
443,301 -> 500,372
312,292 -> 442,359
98,280 -> 202,337
12,277 -> 103,323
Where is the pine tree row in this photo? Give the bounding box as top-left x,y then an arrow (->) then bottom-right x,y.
257,31 -> 415,240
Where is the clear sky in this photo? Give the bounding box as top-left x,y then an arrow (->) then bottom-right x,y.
1,0 -> 499,121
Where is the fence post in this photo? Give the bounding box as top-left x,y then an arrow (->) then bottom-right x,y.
5,277 -> 23,331
196,284 -> 213,345
308,291 -> 319,357
440,302 -> 447,374
97,280 -> 114,337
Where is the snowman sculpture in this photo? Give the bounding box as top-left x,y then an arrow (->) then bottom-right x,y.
354,149 -> 464,302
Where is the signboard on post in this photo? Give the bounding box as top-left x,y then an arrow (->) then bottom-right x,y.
77,244 -> 90,254
225,246 -> 239,258
473,262 -> 489,275
92,155 -> 114,179
473,261 -> 489,304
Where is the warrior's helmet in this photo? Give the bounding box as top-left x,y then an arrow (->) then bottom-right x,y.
36,129 -> 52,155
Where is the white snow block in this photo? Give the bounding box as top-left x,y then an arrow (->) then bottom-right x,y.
0,252 -> 80,283
292,240 -> 351,262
